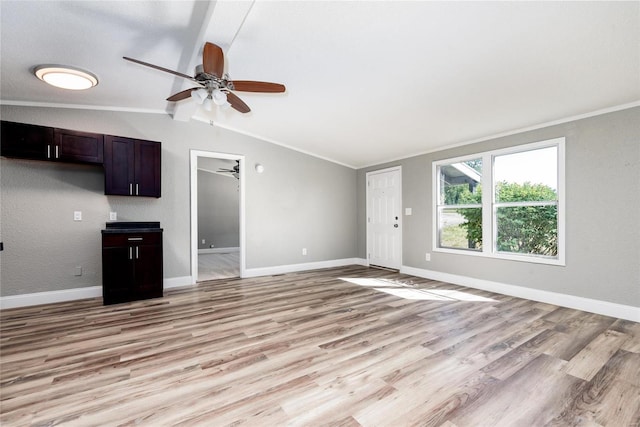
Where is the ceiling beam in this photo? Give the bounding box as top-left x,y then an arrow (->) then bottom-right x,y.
171,1 -> 255,122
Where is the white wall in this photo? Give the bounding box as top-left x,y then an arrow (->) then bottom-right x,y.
197,169 -> 239,250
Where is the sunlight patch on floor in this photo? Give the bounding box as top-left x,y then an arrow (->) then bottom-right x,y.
340,277 -> 496,302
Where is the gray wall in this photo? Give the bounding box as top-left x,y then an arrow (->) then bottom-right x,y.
197,169 -> 239,249
0,105 -> 358,296
357,107 -> 640,307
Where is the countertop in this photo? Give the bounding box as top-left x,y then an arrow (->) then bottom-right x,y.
101,221 -> 163,233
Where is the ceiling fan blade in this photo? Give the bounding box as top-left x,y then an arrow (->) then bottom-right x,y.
166,88 -> 200,102
231,81 -> 286,93
226,92 -> 251,113
123,57 -> 195,81
203,42 -> 224,78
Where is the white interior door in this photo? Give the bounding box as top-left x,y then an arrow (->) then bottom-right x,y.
367,167 -> 402,270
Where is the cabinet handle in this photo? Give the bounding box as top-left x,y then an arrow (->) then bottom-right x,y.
136,246 -> 139,259
47,145 -> 51,159
129,247 -> 133,260
127,237 -> 143,241
129,183 -> 133,195
136,183 -> 139,196
55,145 -> 59,159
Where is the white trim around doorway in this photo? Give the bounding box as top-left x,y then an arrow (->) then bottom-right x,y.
190,150 -> 246,283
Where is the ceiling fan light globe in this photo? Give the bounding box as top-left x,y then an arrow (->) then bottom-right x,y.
191,88 -> 207,103
212,89 -> 227,106
202,97 -> 214,111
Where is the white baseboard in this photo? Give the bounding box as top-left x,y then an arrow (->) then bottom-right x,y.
401,266 -> 640,322
164,276 -> 194,289
198,247 -> 240,254
9,264 -> 630,323
0,286 -> 102,310
0,276 -> 195,310
243,258 -> 368,278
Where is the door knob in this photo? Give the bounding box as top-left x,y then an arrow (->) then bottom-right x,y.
394,224 -> 399,228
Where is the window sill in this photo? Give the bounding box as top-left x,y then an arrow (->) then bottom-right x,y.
433,247 -> 566,266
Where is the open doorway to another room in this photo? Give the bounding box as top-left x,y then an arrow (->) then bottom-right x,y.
190,150 -> 245,283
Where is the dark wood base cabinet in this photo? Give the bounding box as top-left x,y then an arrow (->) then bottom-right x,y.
102,223 -> 163,305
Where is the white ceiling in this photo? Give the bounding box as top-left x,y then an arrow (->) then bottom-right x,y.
1,1 -> 638,168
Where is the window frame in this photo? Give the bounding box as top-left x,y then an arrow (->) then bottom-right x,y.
432,137 -> 565,266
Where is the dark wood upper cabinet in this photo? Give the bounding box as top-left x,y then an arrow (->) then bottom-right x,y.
1,121 -> 104,164
2,121 -> 161,198
54,128 -> 104,164
1,121 -> 54,160
104,135 -> 161,198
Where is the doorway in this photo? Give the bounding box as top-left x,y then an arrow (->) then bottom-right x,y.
366,166 -> 402,270
190,150 -> 246,283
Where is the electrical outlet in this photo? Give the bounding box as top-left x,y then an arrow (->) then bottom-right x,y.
302,248 -> 307,256
74,266 -> 82,276
202,239 -> 206,245
425,253 -> 431,261
73,211 -> 82,221
109,212 -> 117,221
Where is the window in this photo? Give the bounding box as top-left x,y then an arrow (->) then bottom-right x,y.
437,158 -> 483,251
433,138 -> 565,265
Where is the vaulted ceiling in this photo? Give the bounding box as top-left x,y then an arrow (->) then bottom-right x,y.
1,1 -> 638,168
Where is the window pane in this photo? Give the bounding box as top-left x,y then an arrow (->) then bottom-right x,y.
439,207 -> 482,250
494,147 -> 557,203
439,159 -> 482,205
496,205 -> 558,256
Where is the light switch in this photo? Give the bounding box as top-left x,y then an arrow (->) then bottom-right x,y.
109,212 -> 117,221
74,211 -> 82,221
405,208 -> 412,216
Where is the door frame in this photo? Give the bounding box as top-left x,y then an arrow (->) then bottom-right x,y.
366,165 -> 402,269
190,149 -> 246,282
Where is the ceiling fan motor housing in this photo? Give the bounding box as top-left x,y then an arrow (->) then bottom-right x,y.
194,64 -> 230,89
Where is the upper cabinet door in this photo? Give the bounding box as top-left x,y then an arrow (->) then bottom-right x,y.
134,140 -> 161,198
54,128 -> 104,164
104,135 -> 136,196
1,121 -> 54,160
104,135 -> 161,198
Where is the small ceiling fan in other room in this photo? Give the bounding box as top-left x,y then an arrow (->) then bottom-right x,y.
124,42 -> 285,113
218,160 -> 240,179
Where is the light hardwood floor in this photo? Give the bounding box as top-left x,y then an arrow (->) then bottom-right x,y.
1,265 -> 638,426
198,252 -> 240,281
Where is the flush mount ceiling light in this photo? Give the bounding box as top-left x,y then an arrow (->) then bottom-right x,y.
34,65 -> 98,90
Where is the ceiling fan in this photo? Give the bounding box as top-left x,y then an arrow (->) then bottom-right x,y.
123,42 -> 285,113
218,160 -> 240,179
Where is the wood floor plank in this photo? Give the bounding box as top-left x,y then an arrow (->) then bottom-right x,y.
548,349 -> 640,426
1,265 -> 637,426
446,354 -> 585,426
545,311 -> 618,361
564,329 -> 629,381
612,319 -> 640,353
